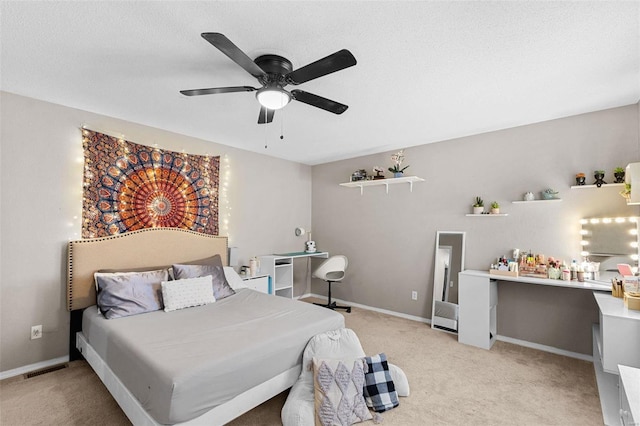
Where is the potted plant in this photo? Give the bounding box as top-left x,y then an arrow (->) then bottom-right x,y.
594,170 -> 606,187
388,149 -> 409,178
490,201 -> 500,214
620,183 -> 631,202
575,172 -> 586,186
541,188 -> 559,200
472,197 -> 484,214
614,167 -> 625,183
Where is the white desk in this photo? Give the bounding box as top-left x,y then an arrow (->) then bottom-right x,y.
458,270 -> 611,350
591,294 -> 640,425
619,365 -> 640,426
258,252 -> 329,298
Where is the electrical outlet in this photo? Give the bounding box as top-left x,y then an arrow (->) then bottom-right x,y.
411,291 -> 418,300
31,325 -> 42,340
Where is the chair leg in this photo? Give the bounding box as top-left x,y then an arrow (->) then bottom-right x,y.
313,281 -> 351,313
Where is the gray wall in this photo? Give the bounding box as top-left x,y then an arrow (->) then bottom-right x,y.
311,103 -> 640,355
2,91 -> 638,372
0,91 -> 313,372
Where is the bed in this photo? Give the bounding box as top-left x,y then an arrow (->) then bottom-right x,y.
67,228 -> 345,425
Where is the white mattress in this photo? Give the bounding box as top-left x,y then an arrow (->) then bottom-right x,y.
82,289 -> 344,424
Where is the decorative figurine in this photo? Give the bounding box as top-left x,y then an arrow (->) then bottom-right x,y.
305,240 -> 317,253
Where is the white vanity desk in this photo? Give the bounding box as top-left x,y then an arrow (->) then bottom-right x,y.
459,270 -> 639,425
458,269 -> 610,350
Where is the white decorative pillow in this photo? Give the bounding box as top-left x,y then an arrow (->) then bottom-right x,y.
313,357 -> 372,426
161,276 -> 215,312
223,266 -> 247,290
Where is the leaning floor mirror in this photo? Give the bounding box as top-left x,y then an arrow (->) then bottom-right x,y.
431,231 -> 465,334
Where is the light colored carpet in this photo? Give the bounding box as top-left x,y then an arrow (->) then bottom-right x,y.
1,301 -> 602,425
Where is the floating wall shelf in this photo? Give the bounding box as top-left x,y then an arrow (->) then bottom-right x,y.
465,214 -> 509,217
512,199 -> 562,204
570,183 -> 624,189
339,176 -> 425,195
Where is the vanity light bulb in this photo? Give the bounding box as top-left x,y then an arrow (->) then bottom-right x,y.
579,219 -> 588,225
580,230 -> 589,235
580,251 -> 589,257
590,219 -> 600,224
631,242 -> 638,248
631,229 -> 638,235
630,217 -> 638,223
602,218 -> 612,224
580,240 -> 589,246
631,254 -> 639,261
615,217 -> 626,223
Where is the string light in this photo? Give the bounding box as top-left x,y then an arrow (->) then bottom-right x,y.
220,154 -> 232,241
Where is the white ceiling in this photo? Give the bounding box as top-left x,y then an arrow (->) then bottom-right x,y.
1,1 -> 639,165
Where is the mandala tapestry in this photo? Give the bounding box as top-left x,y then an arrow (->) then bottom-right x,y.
82,129 -> 219,238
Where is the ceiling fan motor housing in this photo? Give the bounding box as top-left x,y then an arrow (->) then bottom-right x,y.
255,55 -> 292,87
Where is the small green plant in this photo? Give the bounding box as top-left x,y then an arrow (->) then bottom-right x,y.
614,167 -> 625,174
543,188 -> 558,195
620,183 -> 632,201
473,196 -> 484,207
595,170 -> 605,175
491,201 -> 499,209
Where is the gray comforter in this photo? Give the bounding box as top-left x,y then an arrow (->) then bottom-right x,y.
82,289 -> 344,424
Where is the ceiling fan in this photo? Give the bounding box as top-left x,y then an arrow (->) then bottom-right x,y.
180,33 -> 357,124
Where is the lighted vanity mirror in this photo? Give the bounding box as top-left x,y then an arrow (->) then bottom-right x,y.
431,231 -> 465,334
580,217 -> 639,277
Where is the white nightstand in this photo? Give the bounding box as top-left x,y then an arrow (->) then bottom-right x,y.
241,274 -> 271,294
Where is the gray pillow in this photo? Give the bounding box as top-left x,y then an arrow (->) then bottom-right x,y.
98,266 -> 174,280
172,264 -> 235,300
178,255 -> 223,267
95,269 -> 168,319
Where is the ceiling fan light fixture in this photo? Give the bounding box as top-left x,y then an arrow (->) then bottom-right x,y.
256,87 -> 291,110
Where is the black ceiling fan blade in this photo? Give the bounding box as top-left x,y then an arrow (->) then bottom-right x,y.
291,90 -> 348,114
258,106 -> 275,124
201,33 -> 266,79
180,86 -> 258,96
286,49 -> 356,85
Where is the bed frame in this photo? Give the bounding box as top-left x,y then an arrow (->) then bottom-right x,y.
67,228 -> 300,425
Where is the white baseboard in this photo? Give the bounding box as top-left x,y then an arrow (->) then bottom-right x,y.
0,355 -> 69,380
496,335 -> 593,362
298,293 -> 593,362
299,293 -> 431,324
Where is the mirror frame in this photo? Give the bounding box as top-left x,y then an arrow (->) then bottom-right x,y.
431,231 -> 465,334
580,216 -> 639,276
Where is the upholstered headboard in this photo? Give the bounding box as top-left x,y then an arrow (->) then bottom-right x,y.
67,228 -> 228,311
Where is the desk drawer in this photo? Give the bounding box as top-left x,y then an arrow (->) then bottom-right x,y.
242,276 -> 270,294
